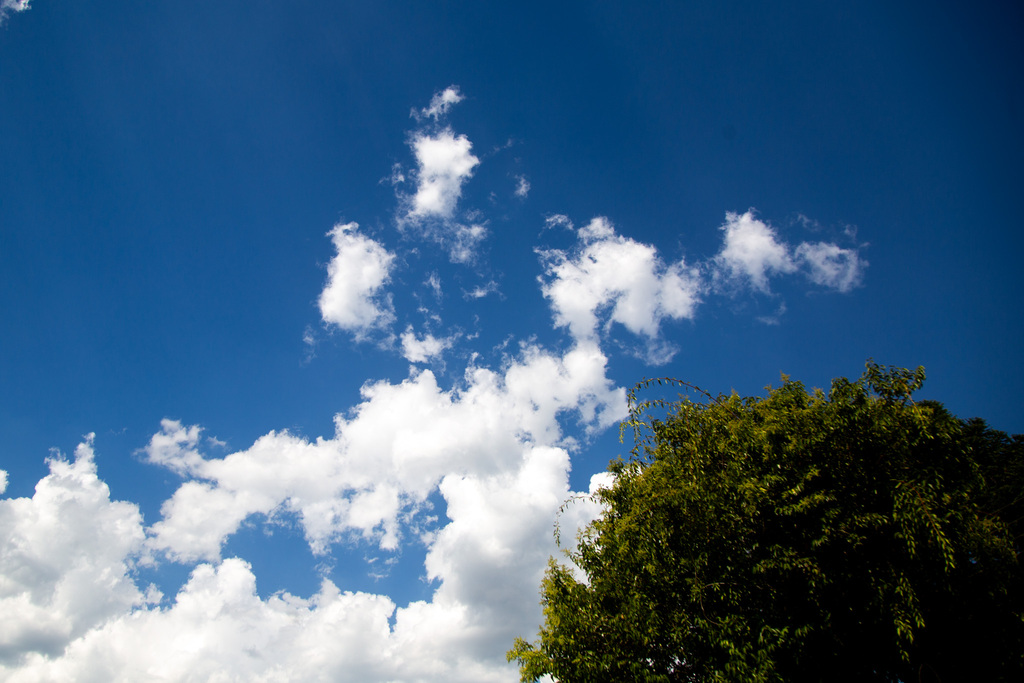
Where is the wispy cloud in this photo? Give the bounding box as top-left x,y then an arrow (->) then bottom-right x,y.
543,214 -> 573,231
412,86 -> 465,122
0,0 -> 31,26
514,175 -> 530,199
463,280 -> 500,300
445,222 -> 487,264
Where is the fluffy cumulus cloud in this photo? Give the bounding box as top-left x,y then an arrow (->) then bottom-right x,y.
3,457 -> 604,683
713,211 -> 798,292
395,87 -> 490,263
406,129 -> 480,221
539,217 -> 702,361
318,222 -> 395,337
0,437 -> 155,669
536,212 -> 865,353
18,559 -> 403,683
713,211 -> 866,294
145,339 -> 624,564
795,241 -> 865,292
3,554 -> 466,682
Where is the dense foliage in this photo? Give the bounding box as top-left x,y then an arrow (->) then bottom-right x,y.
509,363 -> 1024,682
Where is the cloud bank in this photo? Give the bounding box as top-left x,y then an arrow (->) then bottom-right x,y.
144,340 -> 624,564
2,353 -> 620,681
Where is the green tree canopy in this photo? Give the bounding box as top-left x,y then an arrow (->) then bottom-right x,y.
509,362 -> 1023,682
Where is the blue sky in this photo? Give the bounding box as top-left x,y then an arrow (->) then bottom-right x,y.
1,1 -> 1022,680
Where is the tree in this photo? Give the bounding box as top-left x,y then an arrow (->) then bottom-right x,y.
508,362 -> 1024,682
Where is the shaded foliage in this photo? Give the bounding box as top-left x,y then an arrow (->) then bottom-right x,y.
509,362 -> 1024,682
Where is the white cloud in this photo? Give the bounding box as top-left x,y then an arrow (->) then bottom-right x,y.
401,327 -> 456,363
0,0 -> 30,25
714,211 -> 797,292
514,175 -> 530,199
795,241 -> 865,292
414,86 -> 465,121
463,280 -> 499,299
318,222 -> 395,337
141,418 -> 204,476
539,217 -> 702,360
543,214 -> 573,231
577,216 -> 614,241
17,492 -> 597,682
713,211 -> 867,295
386,162 -> 406,186
144,339 -> 624,564
425,272 -> 443,300
0,436 -> 153,666
447,223 -> 487,264
406,129 -> 480,222
397,90 -> 489,263
1,338 -> 625,680
1,558 -> 408,683
537,210 -> 862,357
418,445 -> 583,661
